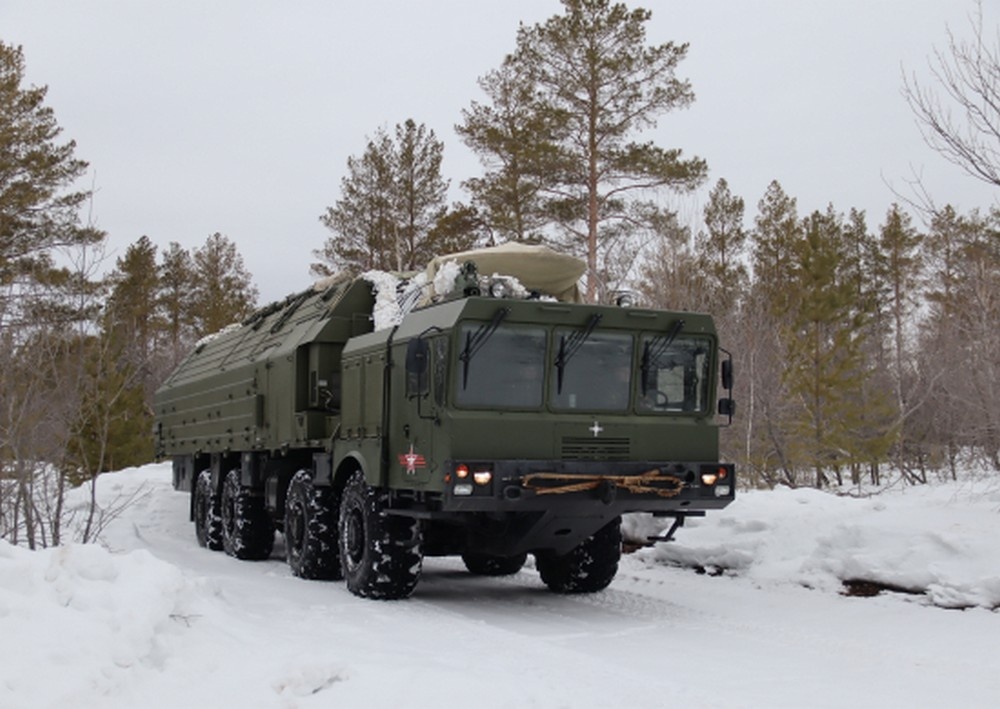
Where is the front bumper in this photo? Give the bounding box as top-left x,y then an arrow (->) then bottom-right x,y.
440,458 -> 735,514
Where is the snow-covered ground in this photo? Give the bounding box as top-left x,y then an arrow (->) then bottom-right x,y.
2,463 -> 999,708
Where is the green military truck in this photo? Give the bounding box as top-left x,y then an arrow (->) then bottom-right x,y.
154,243 -> 735,599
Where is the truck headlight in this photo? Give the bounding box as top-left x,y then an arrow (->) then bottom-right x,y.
701,466 -> 729,486
454,462 -> 492,486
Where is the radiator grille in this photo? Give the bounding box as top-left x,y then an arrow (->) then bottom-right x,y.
560,436 -> 631,461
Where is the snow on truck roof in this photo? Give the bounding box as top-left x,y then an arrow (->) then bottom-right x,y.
360,243 -> 586,331
196,243 -> 587,343
422,242 -> 585,304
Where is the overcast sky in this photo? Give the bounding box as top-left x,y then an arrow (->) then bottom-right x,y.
3,0 -> 998,302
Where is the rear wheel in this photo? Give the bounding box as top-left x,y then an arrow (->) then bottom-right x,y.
462,551 -> 528,576
285,470 -> 341,580
536,517 -> 622,594
220,469 -> 275,560
194,470 -> 223,551
338,471 -> 422,599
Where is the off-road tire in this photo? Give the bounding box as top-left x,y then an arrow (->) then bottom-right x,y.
536,517 -> 622,594
194,470 -> 223,551
462,551 -> 528,576
285,470 -> 342,580
220,469 -> 275,560
338,471 -> 422,599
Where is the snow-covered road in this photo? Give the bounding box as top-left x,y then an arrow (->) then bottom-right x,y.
3,464 -> 998,708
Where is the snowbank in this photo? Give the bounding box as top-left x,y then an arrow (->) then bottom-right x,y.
0,540 -> 189,707
627,482 -> 1000,610
2,466 -> 998,709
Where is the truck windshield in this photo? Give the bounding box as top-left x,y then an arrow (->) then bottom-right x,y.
550,330 -> 632,412
454,324 -> 546,409
637,335 -> 712,414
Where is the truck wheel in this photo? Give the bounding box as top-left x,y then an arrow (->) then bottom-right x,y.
536,517 -> 622,594
462,551 -> 528,576
285,470 -> 342,580
338,471 -> 422,599
194,470 -> 223,551
220,469 -> 275,560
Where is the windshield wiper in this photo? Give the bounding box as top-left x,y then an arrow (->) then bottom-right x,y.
459,307 -> 510,389
555,313 -> 602,394
641,318 -> 685,395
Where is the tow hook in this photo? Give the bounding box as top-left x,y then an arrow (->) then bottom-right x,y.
647,511 -> 706,543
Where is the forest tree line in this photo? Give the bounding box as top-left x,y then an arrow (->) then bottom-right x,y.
643,181 -> 1000,487
2,0 -> 999,548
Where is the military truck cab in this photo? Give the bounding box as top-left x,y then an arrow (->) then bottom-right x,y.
155,243 -> 735,599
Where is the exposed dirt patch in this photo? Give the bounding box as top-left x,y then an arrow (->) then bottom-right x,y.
841,578 -> 923,598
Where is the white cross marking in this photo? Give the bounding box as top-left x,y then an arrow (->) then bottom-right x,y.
589,421 -> 604,437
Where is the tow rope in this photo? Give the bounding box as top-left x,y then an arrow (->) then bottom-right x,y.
520,468 -> 685,498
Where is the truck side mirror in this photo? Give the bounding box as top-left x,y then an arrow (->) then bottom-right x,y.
718,350 -> 734,425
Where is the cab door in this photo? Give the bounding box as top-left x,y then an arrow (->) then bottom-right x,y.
393,336 -> 445,487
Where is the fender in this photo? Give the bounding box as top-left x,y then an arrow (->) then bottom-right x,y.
333,449 -> 378,491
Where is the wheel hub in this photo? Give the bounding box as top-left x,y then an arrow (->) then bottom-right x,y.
345,507 -> 365,564
287,501 -> 305,556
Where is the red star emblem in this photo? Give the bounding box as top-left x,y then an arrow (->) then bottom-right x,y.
397,444 -> 426,475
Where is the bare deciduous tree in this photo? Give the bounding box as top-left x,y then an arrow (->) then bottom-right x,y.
903,2 -> 1000,189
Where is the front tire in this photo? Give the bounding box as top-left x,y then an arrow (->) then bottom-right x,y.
220,469 -> 275,560
338,471 -> 422,599
285,470 -> 341,580
194,470 -> 223,551
536,517 -> 622,594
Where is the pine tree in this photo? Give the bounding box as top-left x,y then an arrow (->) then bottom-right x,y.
457,56 -> 561,243
752,180 -> 800,314
696,177 -> 747,314
188,233 -> 258,338
924,206 -> 966,323
316,129 -> 397,276
742,181 -> 802,486
0,41 -> 103,325
96,237 -> 164,472
158,242 -> 195,366
105,237 -> 158,375
315,120 -> 449,275
424,203 -> 487,255
783,208 -> 872,488
394,119 -> 449,270
840,208 -> 894,485
841,209 -> 887,364
468,0 -> 706,302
